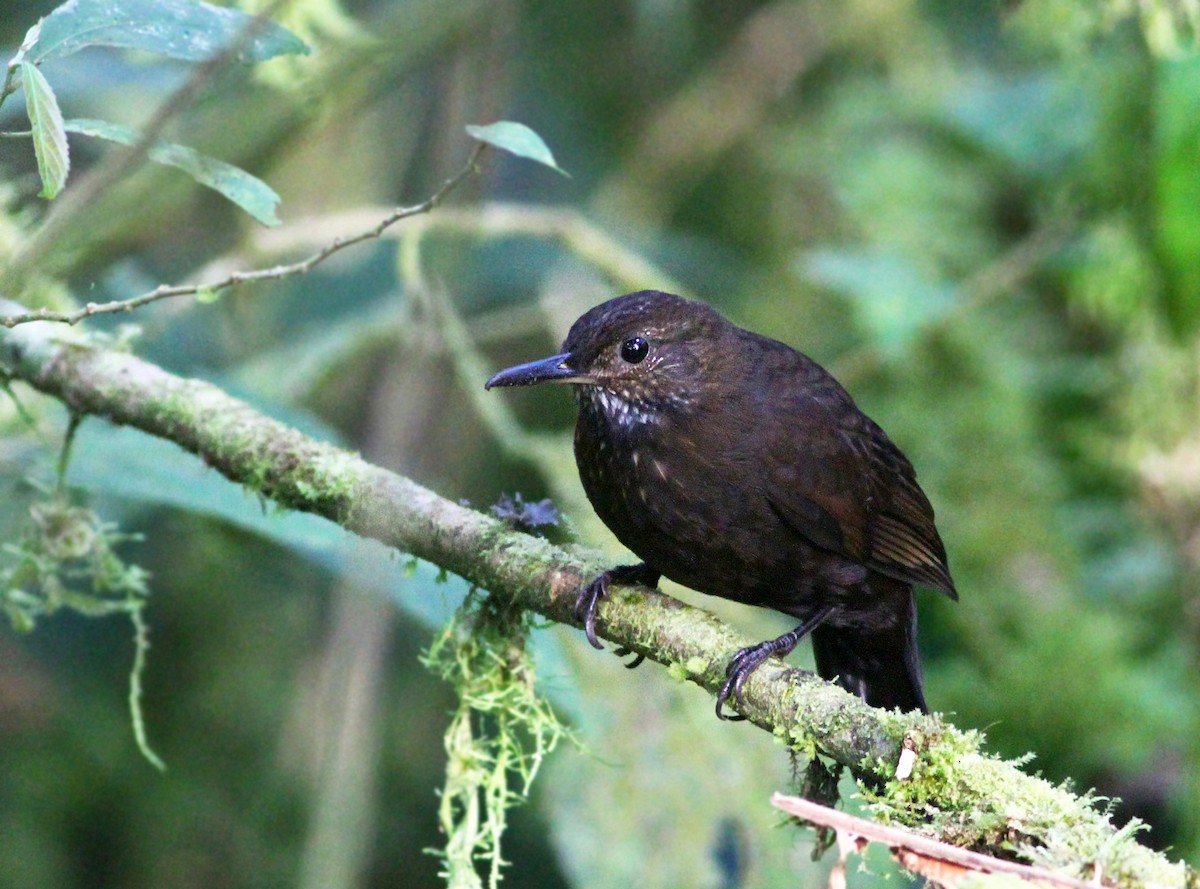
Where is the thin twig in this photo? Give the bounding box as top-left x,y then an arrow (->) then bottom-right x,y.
0,20 -> 39,113
256,202 -> 691,297
0,143 -> 486,328
0,66 -> 18,111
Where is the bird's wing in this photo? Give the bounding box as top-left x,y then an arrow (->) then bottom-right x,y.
763,377 -> 957,599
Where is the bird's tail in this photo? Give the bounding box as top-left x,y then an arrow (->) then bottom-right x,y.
810,583 -> 928,713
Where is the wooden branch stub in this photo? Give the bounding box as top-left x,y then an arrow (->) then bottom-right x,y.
772,793 -> 1110,889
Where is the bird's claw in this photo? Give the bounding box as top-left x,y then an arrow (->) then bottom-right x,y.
613,646 -> 647,668
574,563 -> 661,655
716,609 -> 834,721
716,645 -> 769,721
574,577 -> 607,650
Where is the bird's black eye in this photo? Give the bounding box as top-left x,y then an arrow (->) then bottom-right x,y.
620,336 -> 649,364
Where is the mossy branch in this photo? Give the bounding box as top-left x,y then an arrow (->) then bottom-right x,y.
0,303 -> 1190,889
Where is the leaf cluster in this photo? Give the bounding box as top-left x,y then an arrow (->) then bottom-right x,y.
2,0 -> 306,215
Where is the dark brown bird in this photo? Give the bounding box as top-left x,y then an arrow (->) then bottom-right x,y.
485,291 -> 956,717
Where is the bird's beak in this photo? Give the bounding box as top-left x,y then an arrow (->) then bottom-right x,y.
484,352 -> 590,389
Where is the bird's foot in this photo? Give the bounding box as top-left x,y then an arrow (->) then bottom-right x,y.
715,606 -> 836,721
716,642 -> 781,721
574,563 -> 661,662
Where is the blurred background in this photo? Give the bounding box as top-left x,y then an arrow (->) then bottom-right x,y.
1,0 -> 1198,886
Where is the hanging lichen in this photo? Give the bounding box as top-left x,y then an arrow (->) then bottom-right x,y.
422,589 -> 571,889
0,414 -> 162,769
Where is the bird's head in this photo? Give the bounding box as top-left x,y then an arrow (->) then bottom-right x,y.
485,291 -> 729,424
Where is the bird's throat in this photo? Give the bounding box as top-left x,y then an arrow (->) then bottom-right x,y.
585,388 -> 663,429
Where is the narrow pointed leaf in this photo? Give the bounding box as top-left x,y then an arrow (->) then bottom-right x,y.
29,0 -> 309,64
22,62 -> 69,199
466,121 -> 570,176
65,118 -> 281,226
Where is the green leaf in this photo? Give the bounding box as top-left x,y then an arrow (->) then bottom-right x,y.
465,121 -> 569,177
21,62 -> 69,199
65,118 -> 281,226
29,0 -> 310,64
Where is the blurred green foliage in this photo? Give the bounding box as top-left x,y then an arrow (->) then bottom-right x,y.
1,1 -> 1199,887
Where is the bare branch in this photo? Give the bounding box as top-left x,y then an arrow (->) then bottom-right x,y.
773,794 -> 1122,889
